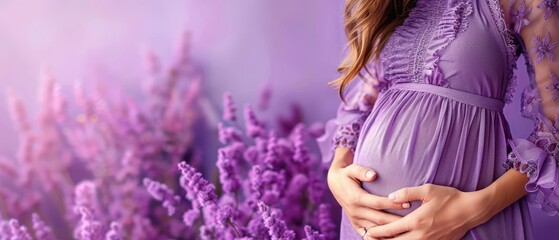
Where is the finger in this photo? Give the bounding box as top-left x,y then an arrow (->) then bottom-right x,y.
387,184 -> 431,203
366,216 -> 413,238
358,194 -> 411,210
351,207 -> 403,225
379,231 -> 413,240
351,219 -> 376,238
344,164 -> 377,182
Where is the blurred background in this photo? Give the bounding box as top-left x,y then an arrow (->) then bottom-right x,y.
0,0 -> 557,239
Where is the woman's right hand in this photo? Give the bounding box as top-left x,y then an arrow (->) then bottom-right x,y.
327,148 -> 410,236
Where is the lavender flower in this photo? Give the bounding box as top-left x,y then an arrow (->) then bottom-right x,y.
105,222 -> 123,240
510,0 -> 531,33
217,122 -> 243,144
217,146 -> 242,194
537,0 -> 559,20
74,181 -> 98,212
264,131 -> 280,166
293,125 -> 310,164
303,225 -> 325,240
215,205 -> 233,227
531,32 -> 558,64
7,219 -> 32,240
285,174 -> 309,199
223,92 -> 237,122
199,225 -> 215,240
32,213 -> 54,240
316,204 -> 337,240
247,216 -> 269,239
6,92 -> 31,133
75,207 -> 102,240
257,201 -> 295,240
243,146 -> 260,165
178,162 -> 217,207
182,208 -> 200,227
243,105 -> 266,138
0,219 -> 10,239
143,178 -> 181,216
249,165 -> 286,204
308,175 -> 326,204
546,71 -> 559,101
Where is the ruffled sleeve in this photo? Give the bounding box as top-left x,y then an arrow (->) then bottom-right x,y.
317,61 -> 381,163
501,0 -> 559,215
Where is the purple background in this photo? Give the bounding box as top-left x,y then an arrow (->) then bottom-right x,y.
0,1 -> 556,238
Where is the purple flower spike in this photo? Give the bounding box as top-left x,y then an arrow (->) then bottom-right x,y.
0,220 -> 11,238
32,214 -> 55,240
538,0 -> 559,20
217,122 -> 243,144
510,0 -> 531,33
531,32 -> 558,64
182,208 -> 200,227
143,178 -> 181,216
217,146 -> 242,194
317,204 -> 337,240
244,105 -> 266,138
257,201 -> 295,240
75,207 -> 102,240
74,181 -> 97,211
264,131 -> 280,166
178,162 -> 218,207
303,225 -> 325,240
105,222 -> 124,240
8,219 -> 32,240
293,125 -> 311,164
223,92 -> 237,122
546,71 -> 559,101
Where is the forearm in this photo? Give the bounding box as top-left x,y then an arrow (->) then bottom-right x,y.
473,169 -> 529,226
330,148 -> 354,169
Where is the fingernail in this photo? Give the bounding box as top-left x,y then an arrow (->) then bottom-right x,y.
388,193 -> 396,200
402,202 -> 410,209
366,171 -> 375,179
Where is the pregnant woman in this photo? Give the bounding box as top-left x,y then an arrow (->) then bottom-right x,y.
319,0 -> 559,239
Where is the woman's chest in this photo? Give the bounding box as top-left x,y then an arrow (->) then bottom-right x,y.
376,0 -> 513,96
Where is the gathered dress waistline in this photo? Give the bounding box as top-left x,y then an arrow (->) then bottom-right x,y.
388,82 -> 505,112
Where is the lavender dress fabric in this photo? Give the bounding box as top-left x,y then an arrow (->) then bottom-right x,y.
317,0 -> 559,239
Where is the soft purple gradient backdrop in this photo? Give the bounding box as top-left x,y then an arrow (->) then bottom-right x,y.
0,1 -> 556,239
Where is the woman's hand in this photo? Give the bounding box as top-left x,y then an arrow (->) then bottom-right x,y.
365,183 -> 491,240
327,148 -> 411,237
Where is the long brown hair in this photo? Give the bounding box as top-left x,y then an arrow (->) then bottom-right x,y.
329,0 -> 416,101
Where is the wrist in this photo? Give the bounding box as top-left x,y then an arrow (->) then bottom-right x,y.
469,182 -> 513,226
463,188 -> 497,229
330,147 -> 354,169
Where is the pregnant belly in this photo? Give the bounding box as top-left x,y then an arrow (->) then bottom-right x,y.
353,88 -> 508,216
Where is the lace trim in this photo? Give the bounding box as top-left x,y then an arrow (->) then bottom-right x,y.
503,152 -> 539,177
332,114 -> 368,153
381,0 -> 443,85
486,0 -> 520,104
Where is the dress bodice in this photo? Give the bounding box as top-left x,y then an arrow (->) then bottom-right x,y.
374,0 -> 519,103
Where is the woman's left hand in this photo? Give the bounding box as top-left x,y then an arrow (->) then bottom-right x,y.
365,183 -> 491,240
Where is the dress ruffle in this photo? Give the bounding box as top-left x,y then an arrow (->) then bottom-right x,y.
504,137 -> 559,216
382,0 -> 474,89
486,0 -> 521,103
424,0 -> 473,87
316,74 -> 376,163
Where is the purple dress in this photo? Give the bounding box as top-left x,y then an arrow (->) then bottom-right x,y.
317,0 -> 559,239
